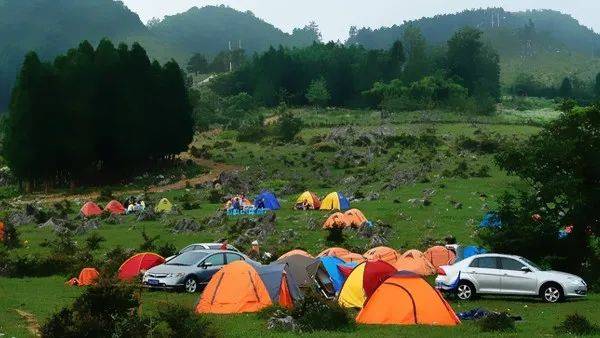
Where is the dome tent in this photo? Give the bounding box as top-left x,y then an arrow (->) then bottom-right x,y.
356,271 -> 460,326
254,190 -> 280,210
296,191 -> 321,209
424,246 -> 456,269
80,202 -> 102,218
154,198 -> 173,213
393,250 -> 436,276
338,260 -> 397,308
105,200 -> 125,215
363,246 -> 401,265
320,192 -> 350,211
118,252 -> 165,281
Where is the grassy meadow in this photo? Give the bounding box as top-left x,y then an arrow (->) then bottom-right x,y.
1,106 -> 598,337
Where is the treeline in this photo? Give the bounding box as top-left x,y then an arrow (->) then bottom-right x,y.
209,26 -> 500,113
510,72 -> 600,103
2,40 -> 193,189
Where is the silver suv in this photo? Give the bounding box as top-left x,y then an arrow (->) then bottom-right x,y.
435,253 -> 587,303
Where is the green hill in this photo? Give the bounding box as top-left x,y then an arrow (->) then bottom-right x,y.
148,5 -> 320,56
347,8 -> 600,85
0,2 -> 319,110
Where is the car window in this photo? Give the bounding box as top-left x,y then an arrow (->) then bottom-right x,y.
167,251 -> 208,266
204,253 -> 225,266
226,253 -> 244,263
180,245 -> 194,253
500,258 -> 526,271
470,257 -> 498,269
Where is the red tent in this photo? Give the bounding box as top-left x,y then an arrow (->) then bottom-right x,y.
118,253 -> 165,281
105,200 -> 126,215
363,260 -> 398,298
80,202 -> 102,217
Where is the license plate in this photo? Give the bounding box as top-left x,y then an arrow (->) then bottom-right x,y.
148,279 -> 159,285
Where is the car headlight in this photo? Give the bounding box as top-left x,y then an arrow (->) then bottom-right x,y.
166,273 -> 185,278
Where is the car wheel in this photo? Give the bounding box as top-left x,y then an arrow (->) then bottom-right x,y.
541,284 -> 563,303
456,281 -> 475,300
183,276 -> 199,293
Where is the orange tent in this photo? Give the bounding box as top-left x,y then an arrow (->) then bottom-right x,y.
424,246 -> 456,269
118,252 -> 165,281
80,202 -> 102,218
344,209 -> 368,227
196,261 -> 272,314
340,252 -> 366,263
67,268 -> 100,286
0,221 -> 4,241
104,200 -> 125,215
363,247 -> 400,265
317,247 -> 351,258
357,272 -> 460,326
394,250 -> 436,276
278,249 -> 313,260
323,212 -> 351,229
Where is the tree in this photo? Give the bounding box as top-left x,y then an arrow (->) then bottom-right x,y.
486,105 -> 600,285
3,40 -> 193,188
277,112 -> 303,141
594,73 -> 600,99
187,53 -> 209,74
559,77 -> 573,98
306,78 -> 330,107
446,27 -> 500,101
402,26 -> 429,83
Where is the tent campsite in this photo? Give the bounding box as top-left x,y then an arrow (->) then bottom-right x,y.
344,208 -> 368,227
363,246 -> 400,265
320,192 -> 350,211
323,212 -> 351,229
276,254 -> 317,288
154,198 -> 173,213
257,263 -> 303,309
254,190 -> 280,210
105,200 -> 126,215
118,252 -> 165,281
393,249 -> 437,276
295,191 -> 321,209
424,246 -> 457,269
356,271 -> 460,326
67,267 -> 100,286
338,260 -> 397,308
80,201 -> 103,218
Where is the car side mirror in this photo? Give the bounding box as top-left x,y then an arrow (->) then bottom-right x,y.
521,266 -> 532,273
200,262 -> 213,269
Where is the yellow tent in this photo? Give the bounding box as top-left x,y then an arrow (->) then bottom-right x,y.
154,198 -> 173,213
296,191 -> 321,209
338,263 -> 367,308
320,192 -> 350,211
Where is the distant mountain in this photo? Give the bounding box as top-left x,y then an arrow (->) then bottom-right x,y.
148,5 -> 320,56
347,8 -> 600,85
0,2 -> 319,110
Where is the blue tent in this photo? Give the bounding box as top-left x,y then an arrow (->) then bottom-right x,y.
254,190 -> 280,210
337,192 -> 351,211
320,257 -> 347,292
479,212 -> 502,228
462,246 -> 487,260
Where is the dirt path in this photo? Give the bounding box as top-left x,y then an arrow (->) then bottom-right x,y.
19,156 -> 242,204
14,309 -> 41,337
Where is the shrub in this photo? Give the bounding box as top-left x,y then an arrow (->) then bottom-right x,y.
477,312 -> 515,333
313,142 -> 338,152
151,303 -> 218,338
554,313 -> 598,335
176,192 -> 201,210
325,228 -> 345,245
41,276 -> 143,338
276,112 -> 303,141
1,221 -> 20,249
291,288 -> 354,332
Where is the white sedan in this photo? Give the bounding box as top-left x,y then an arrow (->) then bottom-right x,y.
435,253 -> 587,303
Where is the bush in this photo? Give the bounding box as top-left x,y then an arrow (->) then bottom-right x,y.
477,312 -> 515,333
276,112 -> 303,141
1,221 -> 20,249
41,276 -> 142,338
325,228 -> 345,245
554,313 -> 598,335
291,288 -> 354,332
152,303 -> 218,338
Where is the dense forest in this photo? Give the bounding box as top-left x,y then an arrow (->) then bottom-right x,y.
2,40 -> 193,189
0,1 -> 319,110
348,8 -> 600,85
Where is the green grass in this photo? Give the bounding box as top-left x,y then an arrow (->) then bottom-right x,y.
2,107 -> 597,337
1,276 -> 597,337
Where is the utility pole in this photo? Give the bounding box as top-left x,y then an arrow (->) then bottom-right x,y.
228,41 -> 233,72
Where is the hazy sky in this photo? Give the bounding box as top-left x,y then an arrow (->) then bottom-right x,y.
122,0 -> 599,41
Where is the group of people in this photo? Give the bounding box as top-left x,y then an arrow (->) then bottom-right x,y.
294,200 -> 311,210
124,197 -> 145,214
229,195 -> 248,211
218,238 -> 266,262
